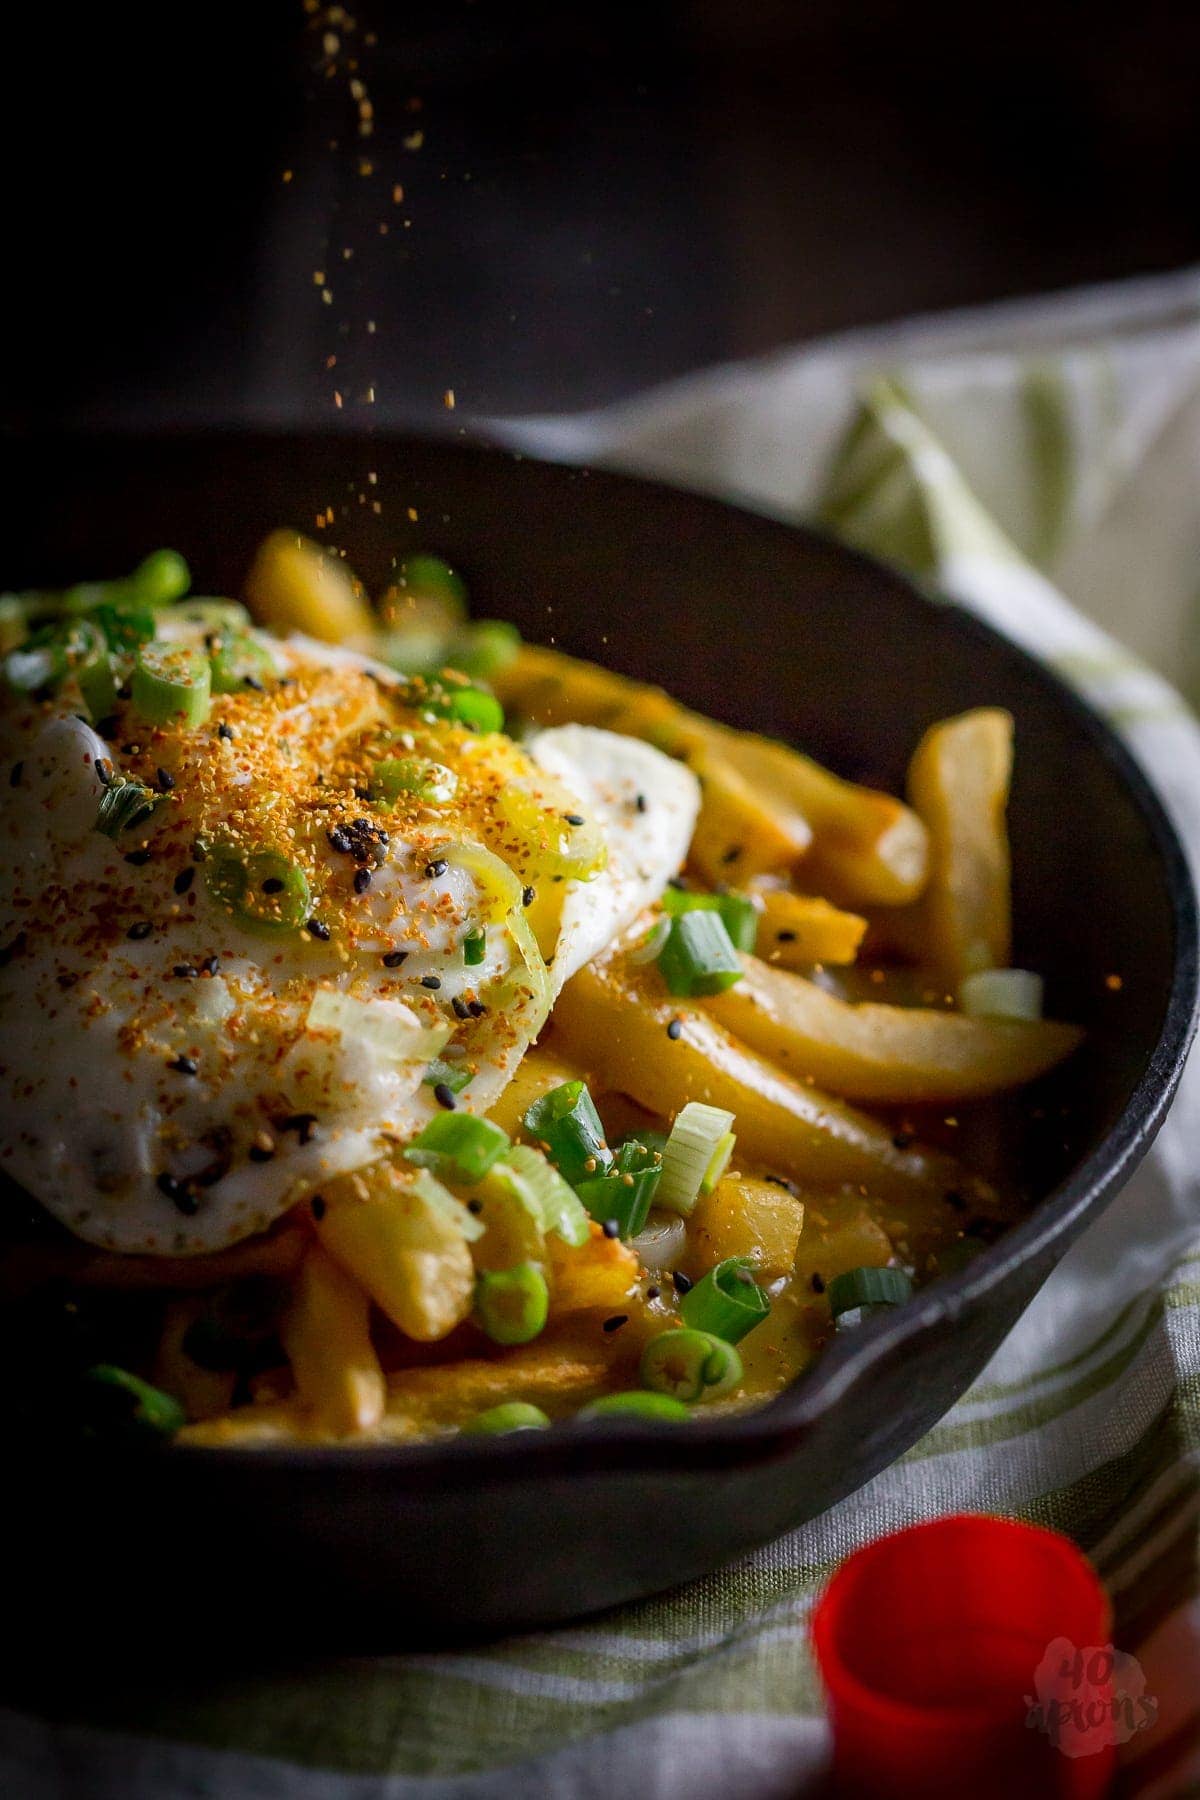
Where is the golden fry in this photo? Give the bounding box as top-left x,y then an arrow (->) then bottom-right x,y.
906,708 -> 1013,980
705,954 -> 1081,1104
755,891 -> 867,967
314,1162 -> 475,1342
546,1221 -> 641,1313
280,1243 -> 385,1436
552,954 -> 979,1201
682,1176 -> 805,1280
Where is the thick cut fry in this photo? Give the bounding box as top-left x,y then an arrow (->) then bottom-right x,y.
546,1221 -> 641,1313
906,708 -> 1013,980
683,1176 -> 805,1280
495,645 -> 927,904
280,1243 -> 385,1436
244,529 -> 376,647
552,954 -> 979,1202
705,954 -> 1081,1104
314,1162 -> 475,1342
756,891 -> 867,967
792,1204 -> 895,1292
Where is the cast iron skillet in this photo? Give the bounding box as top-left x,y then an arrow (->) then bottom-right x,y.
4,431 -> 1197,1646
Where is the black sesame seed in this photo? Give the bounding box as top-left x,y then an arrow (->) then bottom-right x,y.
602,1314 -> 628,1333
777,929 -> 797,943
466,1199 -> 483,1216
124,848 -> 153,866
217,722 -> 234,741
127,921 -> 153,941
156,767 -> 175,793
666,1017 -> 682,1040
94,758 -> 114,787
811,1272 -> 826,1294
310,1195 -> 327,1220
722,845 -> 742,865
0,933 -> 27,968
9,761 -> 24,788
354,867 -> 372,894
672,1270 -> 693,1296
306,918 -> 331,941
646,1285 -> 660,1300
261,877 -> 284,895
173,866 -> 195,896
201,955 -> 219,976
892,1132 -> 914,1150
635,793 -> 647,813
433,1081 -> 457,1111
452,996 -> 470,1020
466,999 -> 486,1018
602,1219 -> 621,1239
420,974 -> 442,989
667,875 -> 686,890
522,886 -> 535,908
383,950 -> 409,969
242,674 -> 264,692
156,1172 -> 199,1216
563,813 -> 585,827
248,1143 -> 275,1163
327,825 -> 353,855
169,1055 -> 198,1076
944,1188 -> 968,1211
95,716 -> 119,738
424,858 -> 448,879
279,1112 -> 319,1144
172,963 -> 199,979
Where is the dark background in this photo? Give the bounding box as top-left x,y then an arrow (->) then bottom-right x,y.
6,0 -> 1199,433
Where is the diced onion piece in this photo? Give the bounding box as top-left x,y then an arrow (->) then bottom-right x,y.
630,1210 -> 687,1271
305,988 -> 451,1064
655,1101 -> 736,1217
958,968 -> 1044,1022
483,1142 -> 590,1248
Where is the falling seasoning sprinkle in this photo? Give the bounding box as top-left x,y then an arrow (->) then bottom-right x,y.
602,1219 -> 620,1239
328,825 -> 353,855
169,1055 -> 198,1076
94,758 -> 115,787
672,1270 -> 693,1296
306,918 -> 331,940
602,1314 -> 628,1334
127,921 -> 153,941
433,1081 -> 457,1111
666,1017 -> 683,1040
424,858 -> 448,879
173,866 -> 195,896
420,974 -> 442,989
156,767 -> 175,793
383,949 -> 408,969
354,867 -> 372,894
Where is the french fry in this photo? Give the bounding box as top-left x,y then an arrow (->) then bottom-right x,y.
552,953 -> 980,1202
313,1162 -> 475,1342
682,1176 -> 805,1280
495,644 -> 927,904
244,528 -> 376,647
705,953 -> 1081,1104
792,1202 -> 895,1292
755,891 -> 867,967
280,1243 -> 385,1436
546,1221 -> 641,1313
905,708 -> 1013,981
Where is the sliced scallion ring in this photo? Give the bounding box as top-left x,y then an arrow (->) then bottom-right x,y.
462,1402 -> 550,1435
654,1101 -> 736,1217
404,1112 -> 510,1184
577,1392 -> 691,1424
826,1264 -> 914,1327
131,641 -> 212,729
208,632 -> 279,694
205,845 -> 311,934
680,1256 -> 770,1343
656,909 -> 744,997
523,1079 -> 612,1189
639,1328 -> 744,1404
475,1262 -> 550,1346
370,756 -> 458,806
130,549 -> 191,607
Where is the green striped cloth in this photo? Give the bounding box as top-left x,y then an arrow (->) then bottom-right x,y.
6,271 -> 1200,1798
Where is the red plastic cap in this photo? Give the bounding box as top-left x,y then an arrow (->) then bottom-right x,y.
811,1514 -> 1115,1800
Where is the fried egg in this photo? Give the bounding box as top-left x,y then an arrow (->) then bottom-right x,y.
0,630 -> 698,1254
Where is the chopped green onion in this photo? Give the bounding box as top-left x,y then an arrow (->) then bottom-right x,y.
700,1130 -> 737,1195
639,1328 -> 744,1403
130,549 -> 191,607
523,1080 -> 612,1188
172,598 -> 251,634
462,1401 -> 550,1435
680,1256 -> 770,1343
476,1262 -> 550,1346
205,846 -> 311,934
405,1112 -> 509,1184
370,756 -> 458,806
481,1143 -> 590,1247
400,553 -> 468,616
445,686 -> 504,733
958,968 -> 1045,1021
577,1391 -> 691,1424
422,1057 -> 473,1096
131,642 -> 212,730
95,776 -> 158,838
576,1140 -> 661,1240
94,598 -> 157,655
656,910 -> 744,998
629,917 -> 672,965
463,926 -> 487,966
4,619 -> 115,719
209,633 -> 279,695
655,1101 -> 736,1217
827,1264 -> 914,1327
78,1364 -> 186,1442
630,1209 -> 687,1271
662,886 -> 758,953
448,620 -> 520,681
305,989 -> 450,1063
